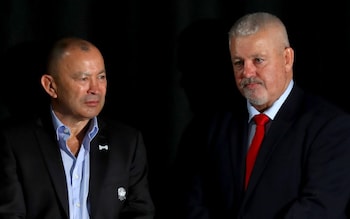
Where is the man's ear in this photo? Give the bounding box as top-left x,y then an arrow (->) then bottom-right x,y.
284,47 -> 294,72
41,74 -> 57,98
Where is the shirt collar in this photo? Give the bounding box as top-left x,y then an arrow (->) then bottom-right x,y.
50,106 -> 99,141
247,79 -> 294,122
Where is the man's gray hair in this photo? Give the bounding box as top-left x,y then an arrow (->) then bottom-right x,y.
228,12 -> 290,47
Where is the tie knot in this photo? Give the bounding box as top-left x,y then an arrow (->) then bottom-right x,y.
254,114 -> 269,126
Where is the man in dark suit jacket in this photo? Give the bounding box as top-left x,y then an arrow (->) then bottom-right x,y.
175,12 -> 350,219
0,37 -> 155,219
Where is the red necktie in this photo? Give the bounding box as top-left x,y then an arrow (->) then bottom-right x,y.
245,113 -> 270,190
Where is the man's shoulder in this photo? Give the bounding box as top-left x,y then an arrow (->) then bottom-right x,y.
97,116 -> 141,137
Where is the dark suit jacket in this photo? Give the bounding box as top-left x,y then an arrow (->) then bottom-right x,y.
0,109 -> 155,219
176,85 -> 350,219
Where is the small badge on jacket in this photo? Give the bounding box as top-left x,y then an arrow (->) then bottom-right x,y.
118,187 -> 126,201
98,144 -> 109,151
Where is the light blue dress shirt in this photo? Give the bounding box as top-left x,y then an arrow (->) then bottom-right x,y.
51,108 -> 99,219
247,80 -> 294,147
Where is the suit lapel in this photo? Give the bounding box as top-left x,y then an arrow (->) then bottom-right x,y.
35,115 -> 69,217
35,114 -> 112,217
88,121 -> 110,213
228,111 -> 250,208
243,86 -> 304,197
244,118 -> 292,196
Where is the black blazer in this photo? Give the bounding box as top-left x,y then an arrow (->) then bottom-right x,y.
0,110 -> 155,219
177,85 -> 350,219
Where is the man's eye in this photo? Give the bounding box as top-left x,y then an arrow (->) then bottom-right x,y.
254,58 -> 264,63
98,75 -> 106,80
233,60 -> 243,66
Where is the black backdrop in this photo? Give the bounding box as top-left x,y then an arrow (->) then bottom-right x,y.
1,0 -> 349,218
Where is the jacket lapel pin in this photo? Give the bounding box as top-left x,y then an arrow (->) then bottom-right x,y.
117,187 -> 126,201
98,144 -> 109,151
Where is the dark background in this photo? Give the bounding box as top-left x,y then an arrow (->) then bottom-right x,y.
1,0 -> 349,218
